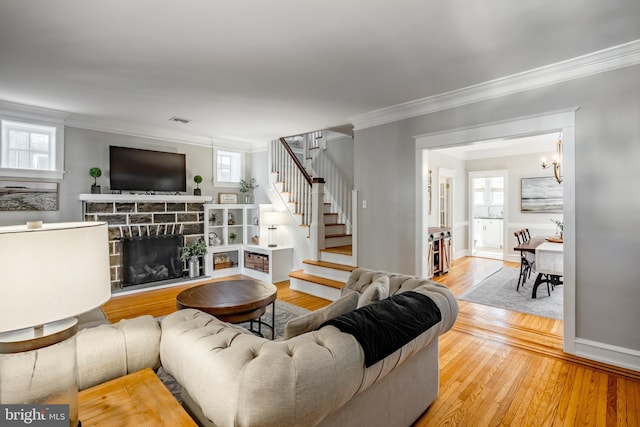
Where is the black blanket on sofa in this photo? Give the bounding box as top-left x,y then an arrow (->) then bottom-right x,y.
321,291 -> 442,367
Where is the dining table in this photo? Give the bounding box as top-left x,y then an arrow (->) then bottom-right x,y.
513,236 -> 564,298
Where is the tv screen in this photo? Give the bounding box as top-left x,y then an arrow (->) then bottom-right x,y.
109,146 -> 186,192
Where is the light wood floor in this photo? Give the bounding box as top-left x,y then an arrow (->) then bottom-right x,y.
101,257 -> 640,426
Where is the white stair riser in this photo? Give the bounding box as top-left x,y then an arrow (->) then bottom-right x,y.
325,235 -> 352,247
289,277 -> 341,301
280,192 -> 291,203
320,251 -> 355,266
323,204 -> 333,214
274,182 -> 284,192
303,263 -> 351,282
324,224 -> 345,235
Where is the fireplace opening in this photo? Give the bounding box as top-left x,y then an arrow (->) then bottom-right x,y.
122,234 -> 183,287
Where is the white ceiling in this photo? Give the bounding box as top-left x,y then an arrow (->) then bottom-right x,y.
1,0 -> 639,147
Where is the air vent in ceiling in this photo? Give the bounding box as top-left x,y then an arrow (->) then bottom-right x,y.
169,116 -> 192,124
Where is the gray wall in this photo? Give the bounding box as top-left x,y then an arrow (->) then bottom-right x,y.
0,127 -> 264,226
354,64 -> 640,352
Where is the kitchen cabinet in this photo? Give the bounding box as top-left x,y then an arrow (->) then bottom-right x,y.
474,218 -> 503,249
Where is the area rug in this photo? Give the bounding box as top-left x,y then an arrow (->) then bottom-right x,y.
458,267 -> 563,320
157,299 -> 310,402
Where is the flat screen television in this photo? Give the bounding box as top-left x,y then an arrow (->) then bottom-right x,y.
109,146 -> 186,192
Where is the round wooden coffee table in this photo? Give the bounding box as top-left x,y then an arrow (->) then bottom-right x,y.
176,279 -> 278,338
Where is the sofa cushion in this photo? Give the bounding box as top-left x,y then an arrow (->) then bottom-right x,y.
284,292 -> 358,339
357,275 -> 389,308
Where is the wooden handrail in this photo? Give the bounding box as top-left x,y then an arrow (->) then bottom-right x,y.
279,137 -> 312,185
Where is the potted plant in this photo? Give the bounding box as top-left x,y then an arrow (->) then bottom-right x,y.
229,232 -> 237,244
550,219 -> 564,239
89,167 -> 102,194
193,175 -> 203,196
181,238 -> 207,278
239,178 -> 258,204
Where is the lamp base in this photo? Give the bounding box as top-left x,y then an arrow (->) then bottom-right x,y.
0,318 -> 80,427
267,226 -> 278,247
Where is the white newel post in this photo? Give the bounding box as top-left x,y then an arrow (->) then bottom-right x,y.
310,178 -> 326,260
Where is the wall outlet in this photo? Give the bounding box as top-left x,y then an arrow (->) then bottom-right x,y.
362,200 -> 367,208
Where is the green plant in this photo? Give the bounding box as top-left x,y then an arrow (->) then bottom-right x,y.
181,238 -> 207,260
193,175 -> 203,189
229,232 -> 237,242
239,178 -> 258,193
550,219 -> 563,232
89,167 -> 102,185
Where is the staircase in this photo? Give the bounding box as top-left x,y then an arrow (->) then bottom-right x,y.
269,133 -> 357,301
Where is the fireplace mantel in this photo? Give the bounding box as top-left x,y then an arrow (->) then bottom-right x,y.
79,194 -> 213,203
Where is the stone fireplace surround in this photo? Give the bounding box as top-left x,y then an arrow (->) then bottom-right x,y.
79,194 -> 213,292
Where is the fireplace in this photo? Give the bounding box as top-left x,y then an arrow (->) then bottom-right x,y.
122,234 -> 183,287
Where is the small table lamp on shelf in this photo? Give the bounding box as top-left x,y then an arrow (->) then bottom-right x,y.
0,221 -> 111,427
263,211 -> 285,247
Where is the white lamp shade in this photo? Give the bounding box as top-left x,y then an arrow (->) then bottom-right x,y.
263,211 -> 285,226
0,222 -> 111,333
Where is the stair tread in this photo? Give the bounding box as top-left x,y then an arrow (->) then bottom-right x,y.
303,259 -> 357,272
289,270 -> 345,289
321,245 -> 353,256
325,233 -> 352,238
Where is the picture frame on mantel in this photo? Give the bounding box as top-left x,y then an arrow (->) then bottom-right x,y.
218,193 -> 238,204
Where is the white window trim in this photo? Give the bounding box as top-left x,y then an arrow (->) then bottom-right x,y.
213,146 -> 245,188
0,101 -> 67,180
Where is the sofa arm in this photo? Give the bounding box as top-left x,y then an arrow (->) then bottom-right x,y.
76,315 -> 161,390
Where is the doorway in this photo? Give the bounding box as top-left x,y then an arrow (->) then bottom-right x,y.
415,109 -> 576,354
469,171 -> 507,260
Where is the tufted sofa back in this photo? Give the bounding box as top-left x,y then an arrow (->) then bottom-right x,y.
343,267 -> 443,297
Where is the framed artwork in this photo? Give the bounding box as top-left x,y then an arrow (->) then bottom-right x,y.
218,193 -> 238,204
0,180 -> 59,211
521,177 -> 563,213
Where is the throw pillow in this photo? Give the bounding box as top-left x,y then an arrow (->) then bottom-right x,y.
284,292 -> 358,339
357,275 -> 390,308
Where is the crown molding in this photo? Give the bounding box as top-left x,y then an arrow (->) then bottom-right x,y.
349,39 -> 640,131
0,100 -> 71,126
65,116 -> 263,151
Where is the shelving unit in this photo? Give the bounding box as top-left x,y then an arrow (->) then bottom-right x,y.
427,227 -> 451,278
202,204 -> 292,282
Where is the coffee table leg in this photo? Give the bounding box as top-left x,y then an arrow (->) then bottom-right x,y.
271,300 -> 275,340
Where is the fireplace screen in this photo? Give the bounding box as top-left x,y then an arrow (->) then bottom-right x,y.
122,234 -> 182,286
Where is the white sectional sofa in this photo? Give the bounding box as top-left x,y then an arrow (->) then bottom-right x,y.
160,268 -> 458,427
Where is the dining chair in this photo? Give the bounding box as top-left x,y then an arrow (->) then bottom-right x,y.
514,229 -> 535,290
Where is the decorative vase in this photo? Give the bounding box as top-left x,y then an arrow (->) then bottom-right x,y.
91,184 -> 101,194
188,256 -> 200,278
243,190 -> 254,204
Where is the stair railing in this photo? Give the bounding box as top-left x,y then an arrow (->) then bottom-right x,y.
270,138 -> 313,226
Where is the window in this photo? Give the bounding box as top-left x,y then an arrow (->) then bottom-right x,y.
214,148 -> 244,186
1,120 -> 56,171
0,104 -> 65,180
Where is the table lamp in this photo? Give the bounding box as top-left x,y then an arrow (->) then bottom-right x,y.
263,211 -> 285,247
0,221 -> 111,427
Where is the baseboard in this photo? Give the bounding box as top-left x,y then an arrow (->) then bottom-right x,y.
573,338 -> 640,372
